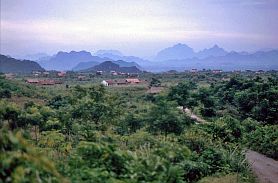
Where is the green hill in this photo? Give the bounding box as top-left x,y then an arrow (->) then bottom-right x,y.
0,55 -> 44,73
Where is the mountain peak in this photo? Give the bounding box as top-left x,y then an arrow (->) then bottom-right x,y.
212,44 -> 220,49
196,45 -> 227,59
154,43 -> 195,61
95,50 -> 123,57
173,43 -> 191,49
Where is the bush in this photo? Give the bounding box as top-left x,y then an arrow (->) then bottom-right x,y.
0,130 -> 66,182
245,125 -> 278,159
180,160 -> 209,182
0,89 -> 11,98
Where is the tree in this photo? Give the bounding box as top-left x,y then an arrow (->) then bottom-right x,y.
145,99 -> 192,135
197,88 -> 216,117
117,113 -> 144,135
0,89 -> 11,98
0,130 -> 67,182
168,81 -> 197,109
149,77 -> 161,87
0,101 -> 21,129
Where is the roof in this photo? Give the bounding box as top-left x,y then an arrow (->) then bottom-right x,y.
105,80 -> 115,84
116,79 -> 127,84
57,72 -> 66,76
26,79 -> 39,83
126,78 -> 140,83
39,80 -> 55,85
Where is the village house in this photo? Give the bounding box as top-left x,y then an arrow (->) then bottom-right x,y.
101,80 -> 115,86
4,73 -> 16,80
190,69 -> 198,73
39,80 -> 55,85
212,69 -> 222,74
110,71 -> 118,76
57,72 -> 66,77
78,75 -> 86,81
43,72 -> 50,76
96,71 -> 103,75
55,80 -> 63,84
32,71 -> 42,75
101,78 -> 141,86
26,79 -> 39,84
116,79 -> 127,85
256,70 -> 265,74
126,78 -> 140,84
118,72 -> 129,76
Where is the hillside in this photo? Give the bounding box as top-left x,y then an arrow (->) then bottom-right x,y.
0,55 -> 44,73
72,61 -> 100,71
73,60 -> 142,71
86,61 -> 142,73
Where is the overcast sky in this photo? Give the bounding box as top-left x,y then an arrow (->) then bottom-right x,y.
1,0 -> 278,57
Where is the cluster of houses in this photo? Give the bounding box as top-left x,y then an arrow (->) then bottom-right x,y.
96,70 -> 137,76
31,71 -> 66,77
101,78 -> 141,86
25,79 -> 62,85
189,69 -> 223,74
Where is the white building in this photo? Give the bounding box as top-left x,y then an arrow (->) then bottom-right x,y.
101,80 -> 109,86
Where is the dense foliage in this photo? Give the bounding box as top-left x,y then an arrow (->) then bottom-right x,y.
0,71 -> 277,182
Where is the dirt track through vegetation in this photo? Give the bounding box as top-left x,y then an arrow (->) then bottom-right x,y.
246,150 -> 278,183
183,107 -> 207,124
182,108 -> 278,183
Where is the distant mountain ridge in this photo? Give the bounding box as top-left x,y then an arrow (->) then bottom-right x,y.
21,43 -> 278,72
38,51 -> 109,71
72,60 -> 141,71
154,43 -> 228,61
0,55 -> 44,73
37,50 -> 145,71
145,50 -> 278,72
85,61 -> 142,73
197,45 -> 228,59
154,43 -> 195,61
95,50 -> 123,57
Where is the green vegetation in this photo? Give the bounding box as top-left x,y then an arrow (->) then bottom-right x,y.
0,71 -> 277,182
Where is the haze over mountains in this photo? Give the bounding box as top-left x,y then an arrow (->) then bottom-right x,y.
1,43 -> 278,73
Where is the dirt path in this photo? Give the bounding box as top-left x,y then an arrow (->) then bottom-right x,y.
179,106 -> 278,182
179,107 -> 278,183
178,106 -> 207,124
246,150 -> 278,183
183,107 -> 207,124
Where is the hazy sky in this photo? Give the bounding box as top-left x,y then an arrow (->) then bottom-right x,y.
1,0 -> 278,57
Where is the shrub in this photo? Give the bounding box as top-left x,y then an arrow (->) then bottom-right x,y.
245,125 -> 278,159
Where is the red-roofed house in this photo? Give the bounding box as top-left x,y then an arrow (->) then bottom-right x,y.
57,72 -> 66,77
126,78 -> 140,84
39,80 -> 55,85
101,80 -> 115,86
26,79 -> 39,84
